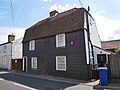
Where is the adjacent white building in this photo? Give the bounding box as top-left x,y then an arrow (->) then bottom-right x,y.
0,34 -> 23,70
0,42 -> 12,70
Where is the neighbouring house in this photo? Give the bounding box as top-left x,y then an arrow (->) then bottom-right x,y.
102,39 -> 120,53
0,34 -> 23,70
22,7 -> 110,80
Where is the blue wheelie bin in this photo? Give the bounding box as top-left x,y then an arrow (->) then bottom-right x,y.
98,67 -> 108,85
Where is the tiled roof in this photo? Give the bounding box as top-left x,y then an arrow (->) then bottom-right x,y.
101,40 -> 120,50
23,8 -> 86,42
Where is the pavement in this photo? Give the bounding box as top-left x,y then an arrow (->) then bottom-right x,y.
93,83 -> 120,90
1,69 -> 120,90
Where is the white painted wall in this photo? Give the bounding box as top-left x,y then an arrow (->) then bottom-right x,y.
88,15 -> 101,47
0,43 -> 12,70
84,12 -> 102,65
84,12 -> 101,47
0,37 -> 23,70
12,37 -> 23,59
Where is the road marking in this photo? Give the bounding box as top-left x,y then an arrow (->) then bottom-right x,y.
0,71 -> 10,74
13,82 -> 38,90
0,78 -> 4,81
0,77 -> 37,90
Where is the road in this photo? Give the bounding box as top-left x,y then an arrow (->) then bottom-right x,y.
0,71 -> 97,90
0,71 -> 76,90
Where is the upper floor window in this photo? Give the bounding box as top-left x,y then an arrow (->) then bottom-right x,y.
56,34 -> 66,47
29,40 -> 35,50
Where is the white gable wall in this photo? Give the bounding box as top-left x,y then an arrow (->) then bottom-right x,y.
12,37 -> 23,59
88,15 -> 101,47
84,12 -> 102,64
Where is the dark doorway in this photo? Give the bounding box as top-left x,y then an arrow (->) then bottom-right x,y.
23,57 -> 28,72
92,54 -> 107,79
97,54 -> 107,67
12,59 -> 22,71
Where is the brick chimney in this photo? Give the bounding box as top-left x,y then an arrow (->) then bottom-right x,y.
8,33 -> 15,42
50,10 -> 59,17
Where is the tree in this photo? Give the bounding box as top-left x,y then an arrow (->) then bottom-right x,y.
115,45 -> 120,54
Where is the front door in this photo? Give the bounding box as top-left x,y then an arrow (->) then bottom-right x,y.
22,57 -> 28,72
12,59 -> 22,71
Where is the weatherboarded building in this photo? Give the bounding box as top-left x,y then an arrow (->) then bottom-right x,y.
22,8 -> 109,80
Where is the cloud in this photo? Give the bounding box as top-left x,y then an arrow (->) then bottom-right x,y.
93,13 -> 120,41
0,27 -> 25,43
49,3 -> 80,12
42,6 -> 45,9
42,0 -> 52,2
95,10 -> 106,15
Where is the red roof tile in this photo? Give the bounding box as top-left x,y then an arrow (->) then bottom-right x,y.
102,40 -> 120,50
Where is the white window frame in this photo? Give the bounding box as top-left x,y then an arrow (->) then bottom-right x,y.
56,56 -> 66,71
56,34 -> 66,47
29,40 -> 35,50
31,57 -> 37,69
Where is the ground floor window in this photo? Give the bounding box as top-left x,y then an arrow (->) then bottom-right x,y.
31,57 -> 37,69
56,56 -> 66,71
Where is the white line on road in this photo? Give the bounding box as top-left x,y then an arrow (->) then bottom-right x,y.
0,77 -> 38,90
0,71 -> 10,74
13,82 -> 38,90
0,78 -> 4,81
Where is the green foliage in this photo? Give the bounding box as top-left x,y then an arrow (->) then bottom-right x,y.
115,45 -> 120,54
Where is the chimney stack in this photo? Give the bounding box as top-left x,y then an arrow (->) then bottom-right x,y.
8,33 -> 15,42
50,10 -> 59,17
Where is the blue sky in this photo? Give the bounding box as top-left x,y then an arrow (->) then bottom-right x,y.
0,0 -> 120,43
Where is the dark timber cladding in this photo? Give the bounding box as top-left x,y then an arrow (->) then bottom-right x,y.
23,30 -> 89,80
22,8 -> 90,80
45,30 -> 89,80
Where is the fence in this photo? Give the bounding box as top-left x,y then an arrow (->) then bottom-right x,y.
108,54 -> 120,82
